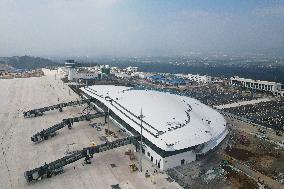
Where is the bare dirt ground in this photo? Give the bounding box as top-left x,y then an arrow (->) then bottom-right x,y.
166,115 -> 284,189
228,118 -> 283,143
225,124 -> 284,182
166,136 -> 233,189
0,69 -> 180,189
222,165 -> 258,189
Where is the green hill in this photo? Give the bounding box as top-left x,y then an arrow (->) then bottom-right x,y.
0,55 -> 59,69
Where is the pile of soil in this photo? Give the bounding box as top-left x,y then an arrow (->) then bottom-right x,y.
223,165 -> 258,189
225,148 -> 255,161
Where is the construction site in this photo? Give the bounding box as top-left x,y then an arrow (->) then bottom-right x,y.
0,68 -> 283,189
0,69 -> 181,189
166,117 -> 284,189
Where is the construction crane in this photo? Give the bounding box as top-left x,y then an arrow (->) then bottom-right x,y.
24,136 -> 138,182
31,112 -> 107,142
23,99 -> 92,118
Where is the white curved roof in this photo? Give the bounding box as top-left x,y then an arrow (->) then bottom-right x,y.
81,85 -> 227,152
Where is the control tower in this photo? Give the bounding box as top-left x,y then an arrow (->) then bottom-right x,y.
65,60 -> 76,81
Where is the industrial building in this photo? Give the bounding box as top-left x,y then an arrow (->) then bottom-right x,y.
187,74 -> 212,83
81,85 -> 228,170
230,76 -> 284,96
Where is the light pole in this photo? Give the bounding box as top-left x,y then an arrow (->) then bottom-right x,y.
139,108 -> 145,172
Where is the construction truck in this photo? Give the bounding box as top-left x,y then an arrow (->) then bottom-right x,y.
276,130 -> 283,136
258,128 -> 266,134
238,133 -> 250,146
129,164 -> 138,172
219,152 -> 236,166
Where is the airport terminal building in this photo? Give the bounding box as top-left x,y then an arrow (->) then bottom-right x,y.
81,85 -> 228,170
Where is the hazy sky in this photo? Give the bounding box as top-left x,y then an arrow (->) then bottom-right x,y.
0,0 -> 284,57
